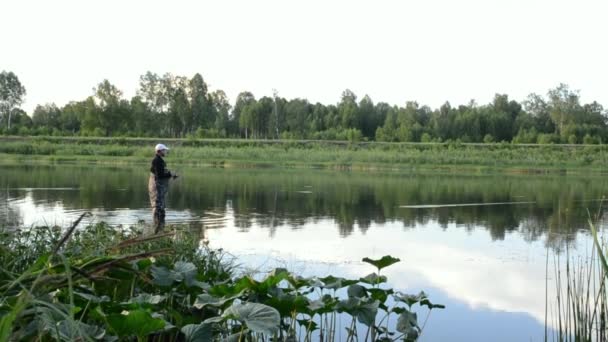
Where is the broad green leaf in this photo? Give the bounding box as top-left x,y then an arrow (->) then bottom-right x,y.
128,294 -> 165,305
174,261 -> 198,286
319,275 -> 357,290
297,319 -> 318,332
359,273 -> 387,285
347,284 -> 368,298
287,275 -> 311,289
55,320 -> 106,341
394,291 -> 427,307
396,309 -> 419,333
265,293 -> 310,316
107,309 -> 165,338
181,323 -> 213,342
369,288 -> 393,304
337,298 -> 379,326
150,266 -> 174,287
74,291 -> 109,304
362,255 -> 400,271
193,293 -> 238,309
223,302 -> 280,335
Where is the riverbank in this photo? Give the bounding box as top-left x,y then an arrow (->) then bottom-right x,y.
1,136 -> 607,174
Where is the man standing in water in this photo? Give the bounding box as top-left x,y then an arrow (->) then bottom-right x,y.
149,143 -> 178,232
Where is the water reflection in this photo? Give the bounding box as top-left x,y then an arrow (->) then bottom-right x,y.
1,164 -> 606,249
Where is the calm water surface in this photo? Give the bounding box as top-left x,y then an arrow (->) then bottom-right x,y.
2,164 -> 607,341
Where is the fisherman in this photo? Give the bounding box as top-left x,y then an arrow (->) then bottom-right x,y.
149,143 -> 178,232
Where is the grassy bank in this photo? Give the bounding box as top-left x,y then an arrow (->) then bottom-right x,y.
1,136 -> 608,173
0,219 -> 441,341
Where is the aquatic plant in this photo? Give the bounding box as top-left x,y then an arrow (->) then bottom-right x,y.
0,217 -> 443,341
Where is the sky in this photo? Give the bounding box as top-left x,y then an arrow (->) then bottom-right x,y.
1,0 -> 607,113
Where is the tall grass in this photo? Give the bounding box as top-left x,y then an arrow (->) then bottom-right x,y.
547,209 -> 608,342
1,136 -> 608,171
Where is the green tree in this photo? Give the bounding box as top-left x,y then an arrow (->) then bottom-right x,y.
284,98 -> 311,138
339,89 -> 359,129
32,104 -> 61,130
547,84 -> 581,136
0,71 -> 26,130
358,95 -> 377,138
523,93 -> 554,133
189,73 -> 211,131
233,92 -> 256,138
168,88 -> 190,137
92,80 -> 126,135
210,90 -> 231,136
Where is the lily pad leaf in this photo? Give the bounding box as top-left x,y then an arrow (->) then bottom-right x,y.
150,266 -> 174,287
362,255 -> 400,271
107,309 -> 165,338
223,302 -> 280,335
359,273 -> 387,285
337,298 -> 379,327
347,284 -> 368,298
396,309 -> 419,333
319,275 -> 357,289
394,291 -> 427,307
193,293 -> 237,309
181,323 -> 213,342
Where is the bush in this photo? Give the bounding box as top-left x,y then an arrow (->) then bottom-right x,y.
345,128 -> 362,142
483,134 -> 495,143
420,133 -> 432,143
538,133 -> 559,144
568,134 -> 578,144
513,128 -> 538,144
18,127 -> 30,136
583,134 -> 601,145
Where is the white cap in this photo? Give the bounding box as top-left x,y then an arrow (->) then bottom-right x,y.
155,143 -> 170,151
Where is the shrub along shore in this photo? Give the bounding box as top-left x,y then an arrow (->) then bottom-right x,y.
1,136 -> 607,173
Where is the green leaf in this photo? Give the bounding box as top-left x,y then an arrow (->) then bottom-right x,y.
368,288 -> 393,305
420,298 -> 446,309
396,309 -> 419,333
107,309 -> 165,338
347,284 -> 368,298
193,293 -> 238,309
319,275 -> 357,289
287,275 -> 311,289
359,273 -> 387,285
181,323 -> 213,342
150,266 -> 174,287
128,293 -> 165,305
174,261 -> 198,287
394,291 -> 427,307
297,319 -> 318,332
74,291 -> 110,304
264,293 -> 310,317
337,298 -> 379,326
223,302 -> 280,335
589,219 -> 608,275
362,255 -> 400,271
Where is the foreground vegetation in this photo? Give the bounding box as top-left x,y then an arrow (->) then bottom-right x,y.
547,214 -> 608,342
0,216 -> 443,341
1,136 -> 608,172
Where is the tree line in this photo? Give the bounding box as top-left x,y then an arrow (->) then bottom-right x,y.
1,70 -> 606,144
